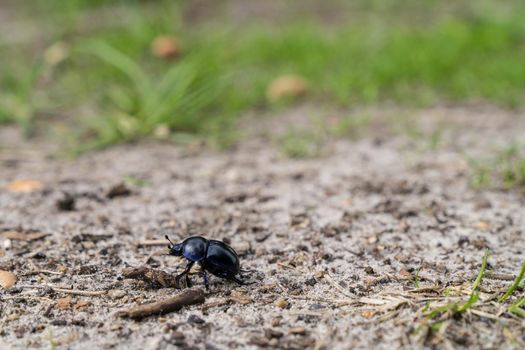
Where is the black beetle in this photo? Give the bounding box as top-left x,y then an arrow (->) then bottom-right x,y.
165,235 -> 245,290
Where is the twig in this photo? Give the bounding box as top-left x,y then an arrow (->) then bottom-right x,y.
19,284 -> 107,296
117,288 -> 205,319
20,270 -> 64,277
50,287 -> 107,296
137,240 -> 167,247
323,273 -> 355,299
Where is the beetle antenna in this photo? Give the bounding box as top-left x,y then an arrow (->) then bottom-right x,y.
165,235 -> 174,245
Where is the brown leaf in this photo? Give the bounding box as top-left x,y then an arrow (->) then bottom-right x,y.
267,75 -> 309,102
57,296 -> 72,310
0,230 -> 49,241
6,180 -> 43,193
0,270 -> 17,289
151,35 -> 183,59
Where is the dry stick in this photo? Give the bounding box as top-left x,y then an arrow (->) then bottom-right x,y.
137,240 -> 167,247
50,287 -> 107,296
19,284 -> 108,296
118,288 -> 205,320
21,270 -> 64,277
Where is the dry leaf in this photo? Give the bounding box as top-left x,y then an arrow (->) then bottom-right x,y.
57,296 -> 72,310
6,180 -> 43,193
0,230 -> 49,241
0,270 -> 17,289
151,35 -> 183,59
267,75 -> 309,102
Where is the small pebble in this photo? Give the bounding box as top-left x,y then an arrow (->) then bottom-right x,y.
187,314 -> 205,324
308,303 -> 324,310
275,298 -> 289,309
110,290 -> 127,299
265,328 -> 284,339
3,239 -> 12,250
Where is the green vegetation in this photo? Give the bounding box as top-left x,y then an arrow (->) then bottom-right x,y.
417,249 -> 489,332
2,0 -> 525,149
499,260 -> 525,318
469,143 -> 525,189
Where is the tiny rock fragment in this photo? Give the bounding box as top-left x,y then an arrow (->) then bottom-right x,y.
474,220 -> 490,230
275,298 -> 289,309
56,193 -> 75,211
289,327 -> 306,335
249,336 -> 269,347
151,35 -> 183,59
394,254 -> 410,263
267,75 -> 309,102
14,325 -> 26,338
74,300 -> 90,311
6,180 -> 43,193
0,270 -> 17,289
399,269 -> 413,279
271,317 -> 281,327
57,296 -> 72,310
265,328 -> 284,339
7,313 -> 20,322
367,235 -> 378,244
360,310 -> 375,319
187,314 -> 205,324
110,290 -> 127,299
107,183 -> 131,199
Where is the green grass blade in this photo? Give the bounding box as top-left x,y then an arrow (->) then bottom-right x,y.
499,260 -> 525,303
79,41 -> 151,97
472,249 -> 489,293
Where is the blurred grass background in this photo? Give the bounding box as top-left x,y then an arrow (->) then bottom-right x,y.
1,0 -> 525,151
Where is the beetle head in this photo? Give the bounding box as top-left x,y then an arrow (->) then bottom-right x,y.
165,235 -> 183,256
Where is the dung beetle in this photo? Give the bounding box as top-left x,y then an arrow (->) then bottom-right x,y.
166,235 -> 245,290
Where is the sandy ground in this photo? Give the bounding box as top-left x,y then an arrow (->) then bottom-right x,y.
1,106 -> 525,349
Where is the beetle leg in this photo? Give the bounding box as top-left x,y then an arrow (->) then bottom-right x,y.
202,270 -> 210,291
175,261 -> 194,288
229,275 -> 245,285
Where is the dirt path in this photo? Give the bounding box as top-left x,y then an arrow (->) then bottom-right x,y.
1,106 -> 524,349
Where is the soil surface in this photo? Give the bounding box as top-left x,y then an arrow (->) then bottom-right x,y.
1,106 -> 525,349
